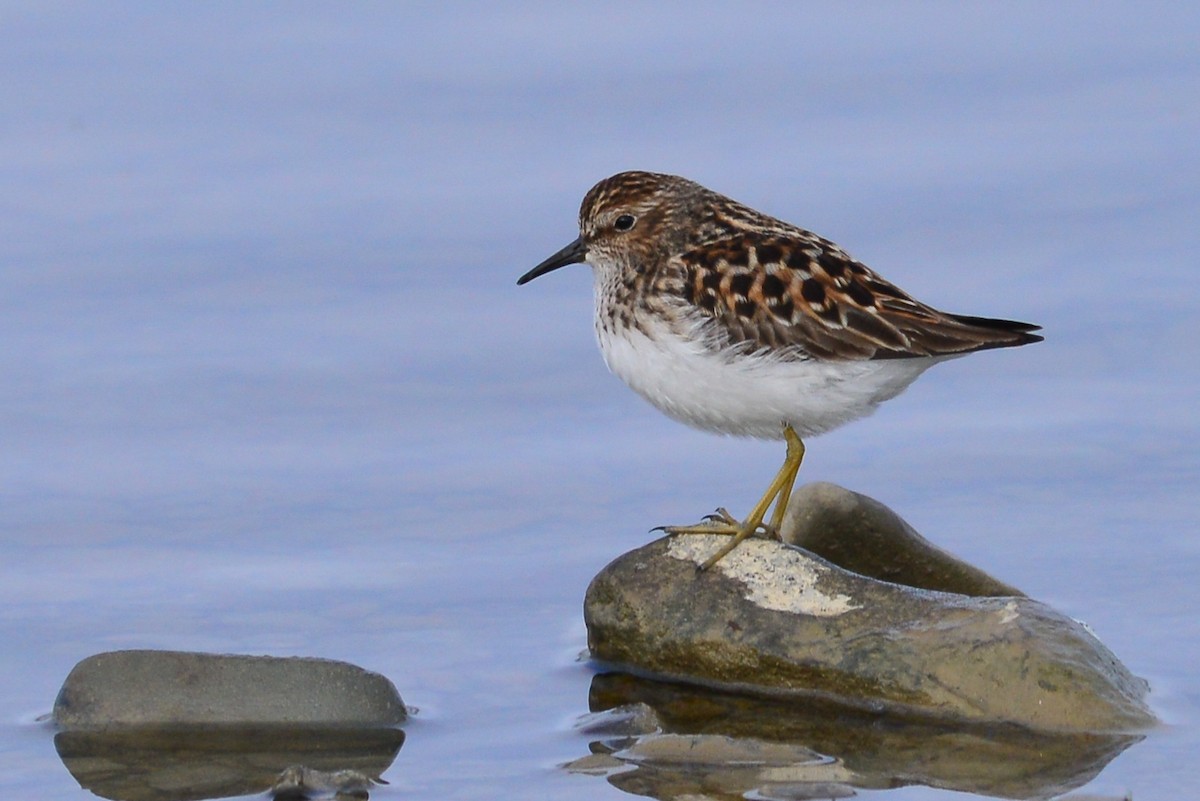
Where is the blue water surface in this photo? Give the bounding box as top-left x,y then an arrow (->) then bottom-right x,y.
1,4 -> 1197,799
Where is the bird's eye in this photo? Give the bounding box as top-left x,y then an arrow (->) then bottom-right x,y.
613,214 -> 636,231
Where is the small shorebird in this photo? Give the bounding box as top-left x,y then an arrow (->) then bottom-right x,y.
518,171 -> 1041,570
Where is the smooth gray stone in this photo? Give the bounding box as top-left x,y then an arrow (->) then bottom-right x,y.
780,482 -> 1024,597
584,531 -> 1154,732
54,650 -> 406,729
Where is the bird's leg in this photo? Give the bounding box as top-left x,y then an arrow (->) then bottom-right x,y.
765,425 -> 805,537
662,425 -> 806,571
696,426 -> 805,570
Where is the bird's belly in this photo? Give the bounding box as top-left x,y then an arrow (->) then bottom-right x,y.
596,322 -> 942,440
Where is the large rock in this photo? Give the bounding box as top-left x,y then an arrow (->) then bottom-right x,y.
54,650 -> 407,729
780,482 -> 1024,597
584,492 -> 1153,731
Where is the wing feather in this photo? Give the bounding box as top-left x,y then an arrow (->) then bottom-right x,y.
674,233 -> 1042,361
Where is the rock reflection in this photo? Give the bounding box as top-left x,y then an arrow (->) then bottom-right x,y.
565,672 -> 1141,800
270,764 -> 388,800
54,725 -> 403,801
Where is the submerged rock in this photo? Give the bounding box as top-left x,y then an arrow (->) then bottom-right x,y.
271,765 -> 387,799
54,650 -> 407,729
584,486 -> 1154,732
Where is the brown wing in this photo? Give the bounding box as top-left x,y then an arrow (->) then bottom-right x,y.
675,233 -> 1042,361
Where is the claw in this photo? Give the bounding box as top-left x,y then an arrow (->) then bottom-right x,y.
701,507 -> 738,525
655,426 -> 807,571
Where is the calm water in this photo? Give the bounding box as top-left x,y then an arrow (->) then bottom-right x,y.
2,4 -> 1198,799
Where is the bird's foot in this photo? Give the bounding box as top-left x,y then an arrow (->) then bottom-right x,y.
656,508 -> 778,571
657,507 -> 778,538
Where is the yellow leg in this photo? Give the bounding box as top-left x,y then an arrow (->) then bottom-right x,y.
663,425 -> 806,571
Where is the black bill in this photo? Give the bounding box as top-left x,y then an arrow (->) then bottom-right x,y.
517,237 -> 588,285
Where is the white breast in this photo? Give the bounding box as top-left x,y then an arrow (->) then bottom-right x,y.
595,313 -> 943,440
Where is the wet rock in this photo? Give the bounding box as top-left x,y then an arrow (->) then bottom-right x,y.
575,702 -> 662,739
584,525 -> 1154,732
614,733 -> 849,800
571,732 -> 854,800
780,482 -> 1024,597
610,732 -> 826,767
54,650 -> 406,729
